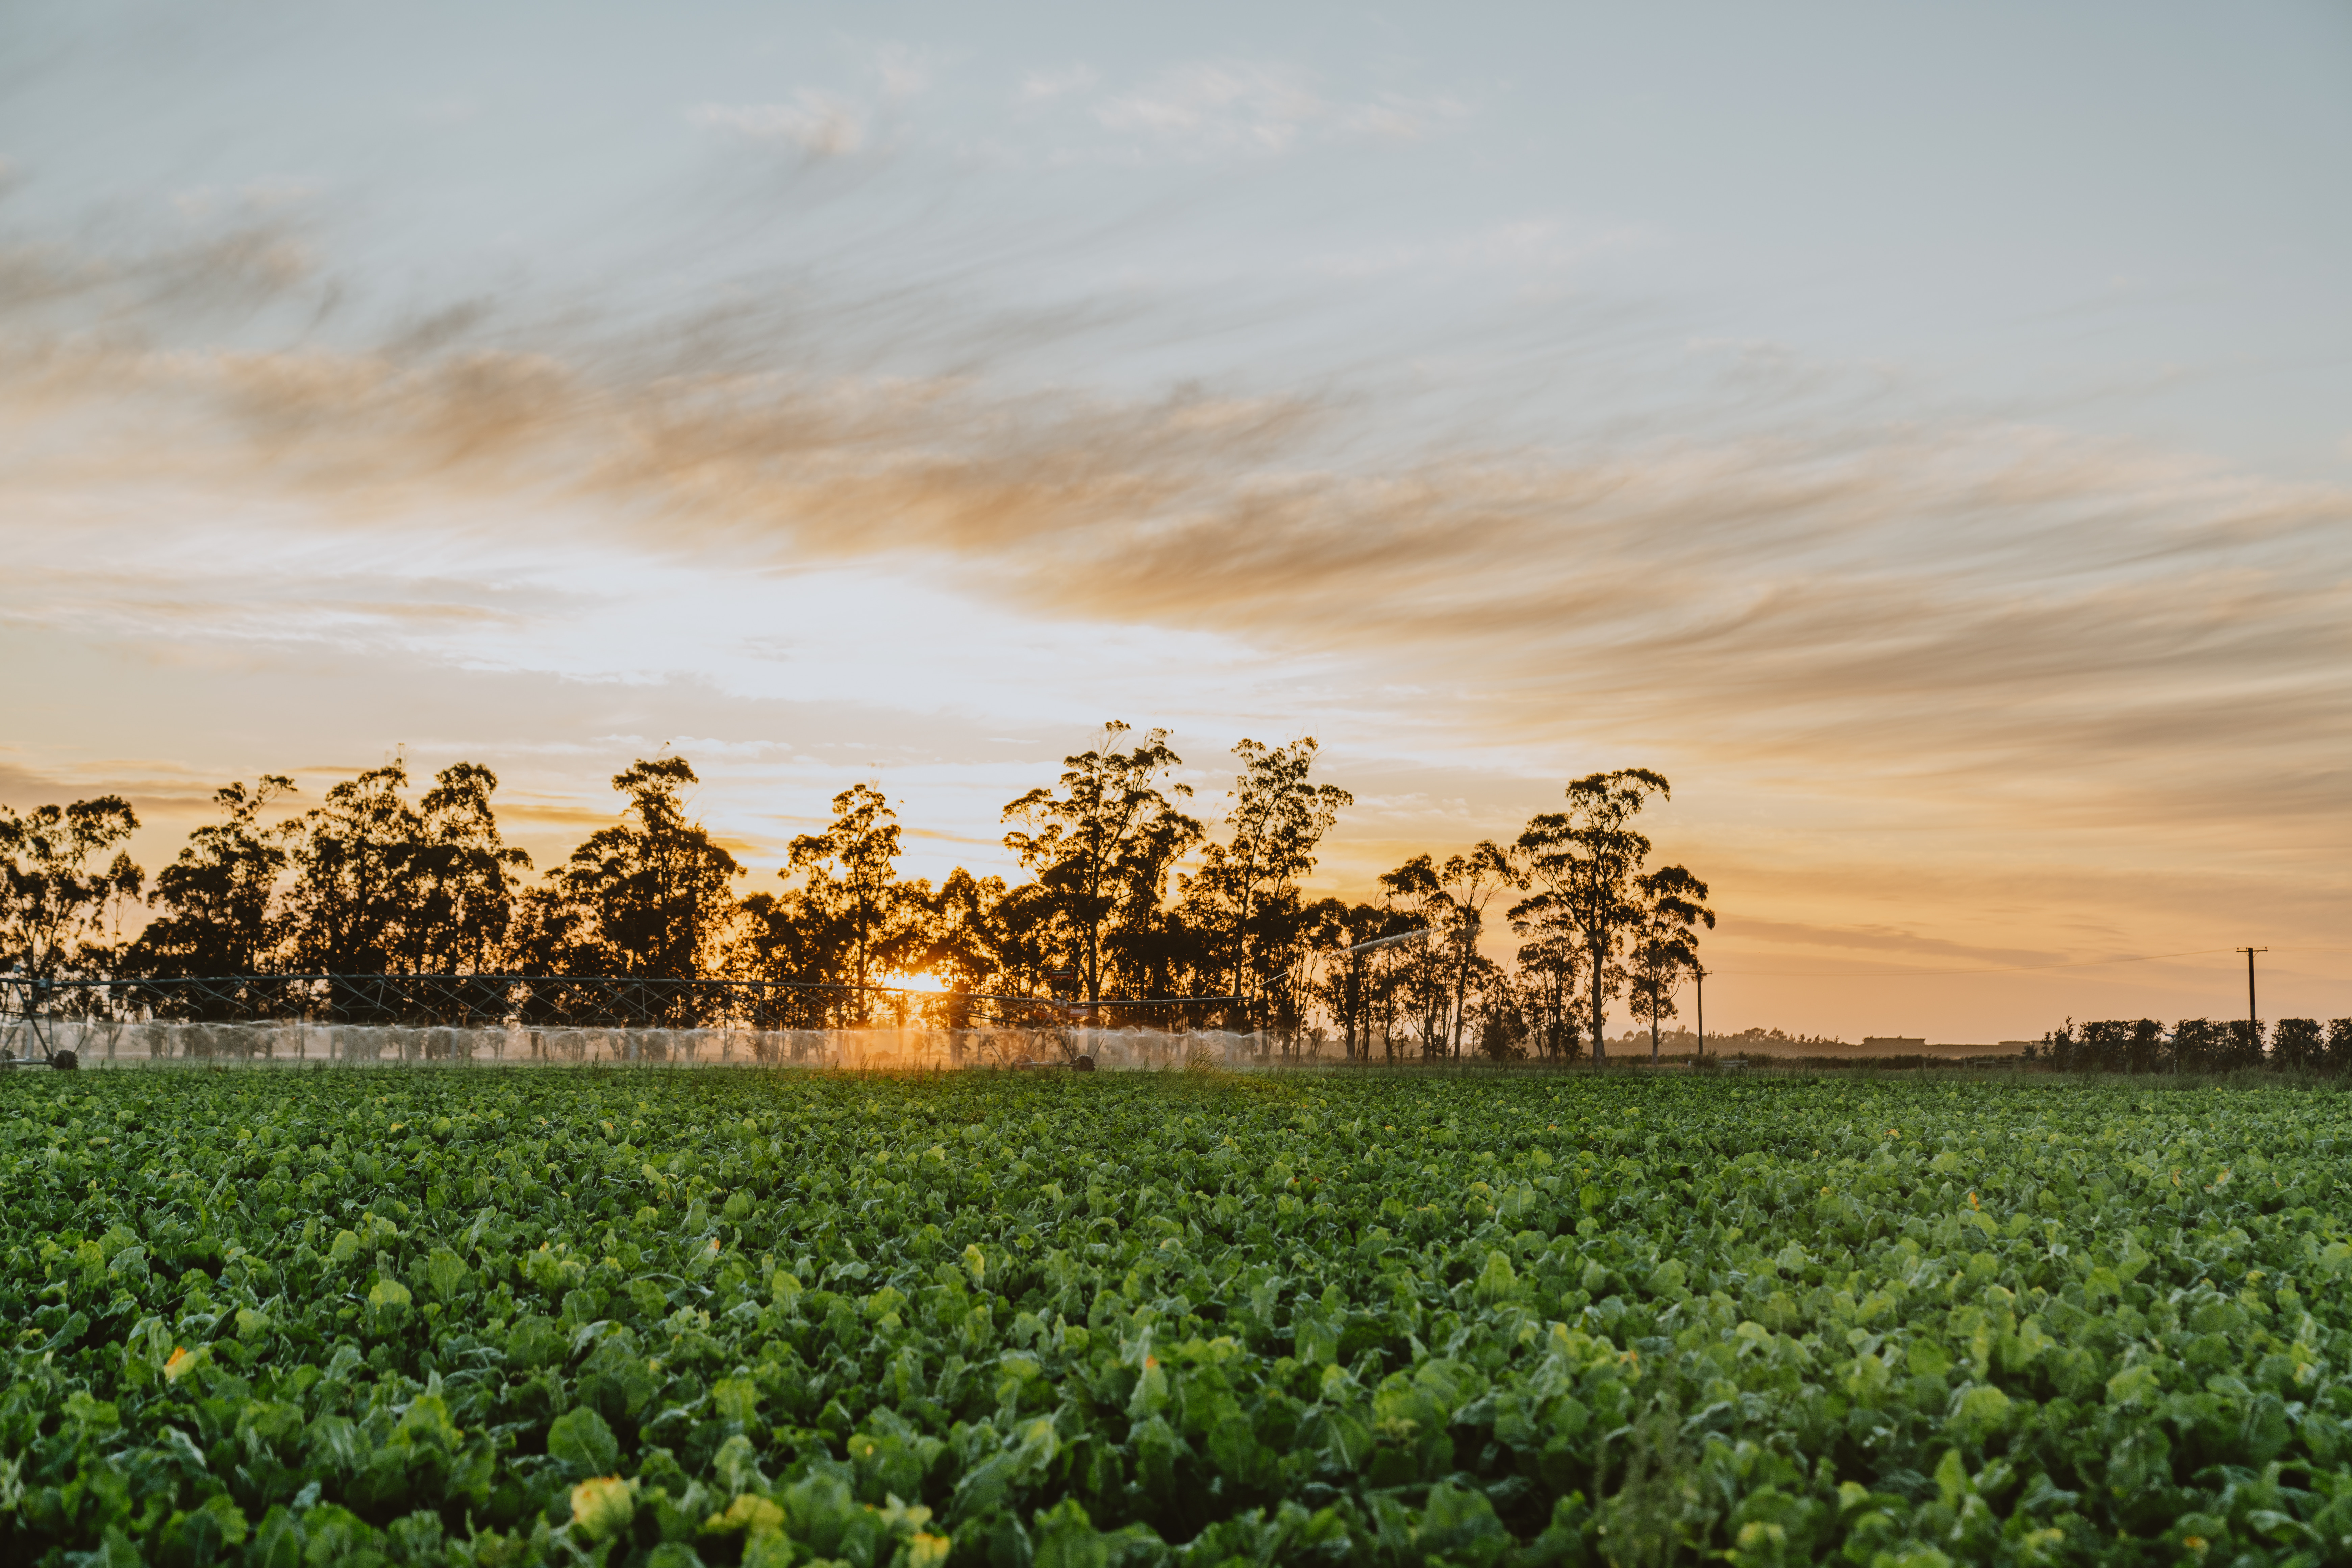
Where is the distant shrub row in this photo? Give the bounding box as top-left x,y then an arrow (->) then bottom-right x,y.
2028,1016 -> 2351,1074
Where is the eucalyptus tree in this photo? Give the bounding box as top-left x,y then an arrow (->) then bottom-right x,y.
404,763 -> 532,973
285,763 -> 419,974
132,777 -> 296,977
283,760 -> 531,976
1273,897 -> 1360,1055
1002,723 -> 1200,1007
786,783 -> 904,1019
1304,901 -> 1402,1061
1185,737 -> 1353,1024
526,757 -> 743,987
1625,863 -> 1715,1062
1438,841 -> 1521,1057
1510,925 -> 1584,1061
1376,844 -> 1521,1057
0,795 -> 142,980
729,890 -> 822,1022
910,868 -> 1016,1008
1377,855 -> 1454,1054
1101,805 -> 1208,1004
1515,767 -> 1671,1062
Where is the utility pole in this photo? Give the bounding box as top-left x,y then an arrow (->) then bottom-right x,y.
1694,963 -> 1705,1062
2237,947 -> 2268,1060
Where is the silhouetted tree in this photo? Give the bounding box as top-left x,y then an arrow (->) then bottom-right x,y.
284,763 -> 420,973
2170,1018 -> 2222,1073
728,889 -> 837,1027
1439,843 -> 1520,1057
1185,738 -> 1352,1025
1100,803 -> 1206,1005
1626,863 -> 1714,1062
1516,768 -> 1672,1062
1511,925 -> 1584,1062
1307,901 -> 1414,1061
1377,855 -> 1454,1056
1474,962 -> 1532,1060
404,764 -> 531,973
2273,1017 -> 2323,1072
907,868 -> 1018,1023
1003,724 -> 1200,1006
522,757 -> 742,986
0,795 -> 142,980
131,777 -> 296,977
785,783 -> 904,1020
986,878 -> 1069,1000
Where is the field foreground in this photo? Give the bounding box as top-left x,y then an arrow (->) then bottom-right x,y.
3,1070 -> 2349,1567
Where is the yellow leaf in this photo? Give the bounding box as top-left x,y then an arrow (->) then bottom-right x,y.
162,1346 -> 194,1381
570,1476 -> 635,1542
702,1493 -> 786,1537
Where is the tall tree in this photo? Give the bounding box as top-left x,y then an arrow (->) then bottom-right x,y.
0,796 -> 142,980
132,776 -> 297,977
285,763 -> 421,973
1307,901 -> 1416,1060
728,892 -> 824,1024
1437,842 -> 1521,1057
1509,925 -> 1584,1061
1625,864 -> 1714,1062
785,783 -> 904,1019
1003,723 -> 1200,1006
1376,856 -> 1457,1055
1186,738 -> 1352,1021
404,763 -> 532,973
1515,768 -> 1671,1062
528,757 -> 743,984
1371,846 -> 1518,1056
910,868 -> 1016,1000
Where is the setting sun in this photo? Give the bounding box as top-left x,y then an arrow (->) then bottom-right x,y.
879,971 -> 947,995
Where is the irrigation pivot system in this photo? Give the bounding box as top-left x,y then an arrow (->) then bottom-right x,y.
0,973 -> 1245,1070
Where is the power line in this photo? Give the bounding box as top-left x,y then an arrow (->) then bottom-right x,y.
1703,945 -> 2352,981
1705,946 -> 2238,980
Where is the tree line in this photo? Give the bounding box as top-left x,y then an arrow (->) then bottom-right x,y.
2029,1017 -> 2352,1074
0,728 -> 1715,1059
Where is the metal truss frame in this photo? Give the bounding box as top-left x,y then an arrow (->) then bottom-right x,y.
0,973 -> 1243,1065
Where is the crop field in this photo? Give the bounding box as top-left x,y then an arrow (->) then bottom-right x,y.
4,1071 -> 2351,1568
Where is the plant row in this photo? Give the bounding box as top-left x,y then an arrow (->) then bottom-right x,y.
3,1070 -> 2350,1566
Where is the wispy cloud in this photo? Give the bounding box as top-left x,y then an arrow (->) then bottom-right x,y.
1081,61 -> 1472,160
1304,218 -> 1650,282
872,44 -> 934,103
1017,64 -> 1100,105
691,93 -> 868,157
1096,61 -> 1325,155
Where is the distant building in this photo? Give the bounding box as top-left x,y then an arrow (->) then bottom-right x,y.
1861,1036 -> 1926,1051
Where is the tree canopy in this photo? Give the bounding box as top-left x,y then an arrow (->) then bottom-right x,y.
1,734 -> 1712,1058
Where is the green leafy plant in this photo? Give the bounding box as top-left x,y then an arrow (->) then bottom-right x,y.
2,1070 -> 2350,1566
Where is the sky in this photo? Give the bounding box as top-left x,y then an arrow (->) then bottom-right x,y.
3,1 -> 2349,1042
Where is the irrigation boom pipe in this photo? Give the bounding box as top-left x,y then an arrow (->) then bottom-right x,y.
1332,927 -> 1434,956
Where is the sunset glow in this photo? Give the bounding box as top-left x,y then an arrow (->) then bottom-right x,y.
1,3 -> 2345,1043
879,972 -> 949,996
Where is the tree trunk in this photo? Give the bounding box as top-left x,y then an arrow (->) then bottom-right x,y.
1590,933 -> 1607,1061
1451,929 -> 1473,1059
